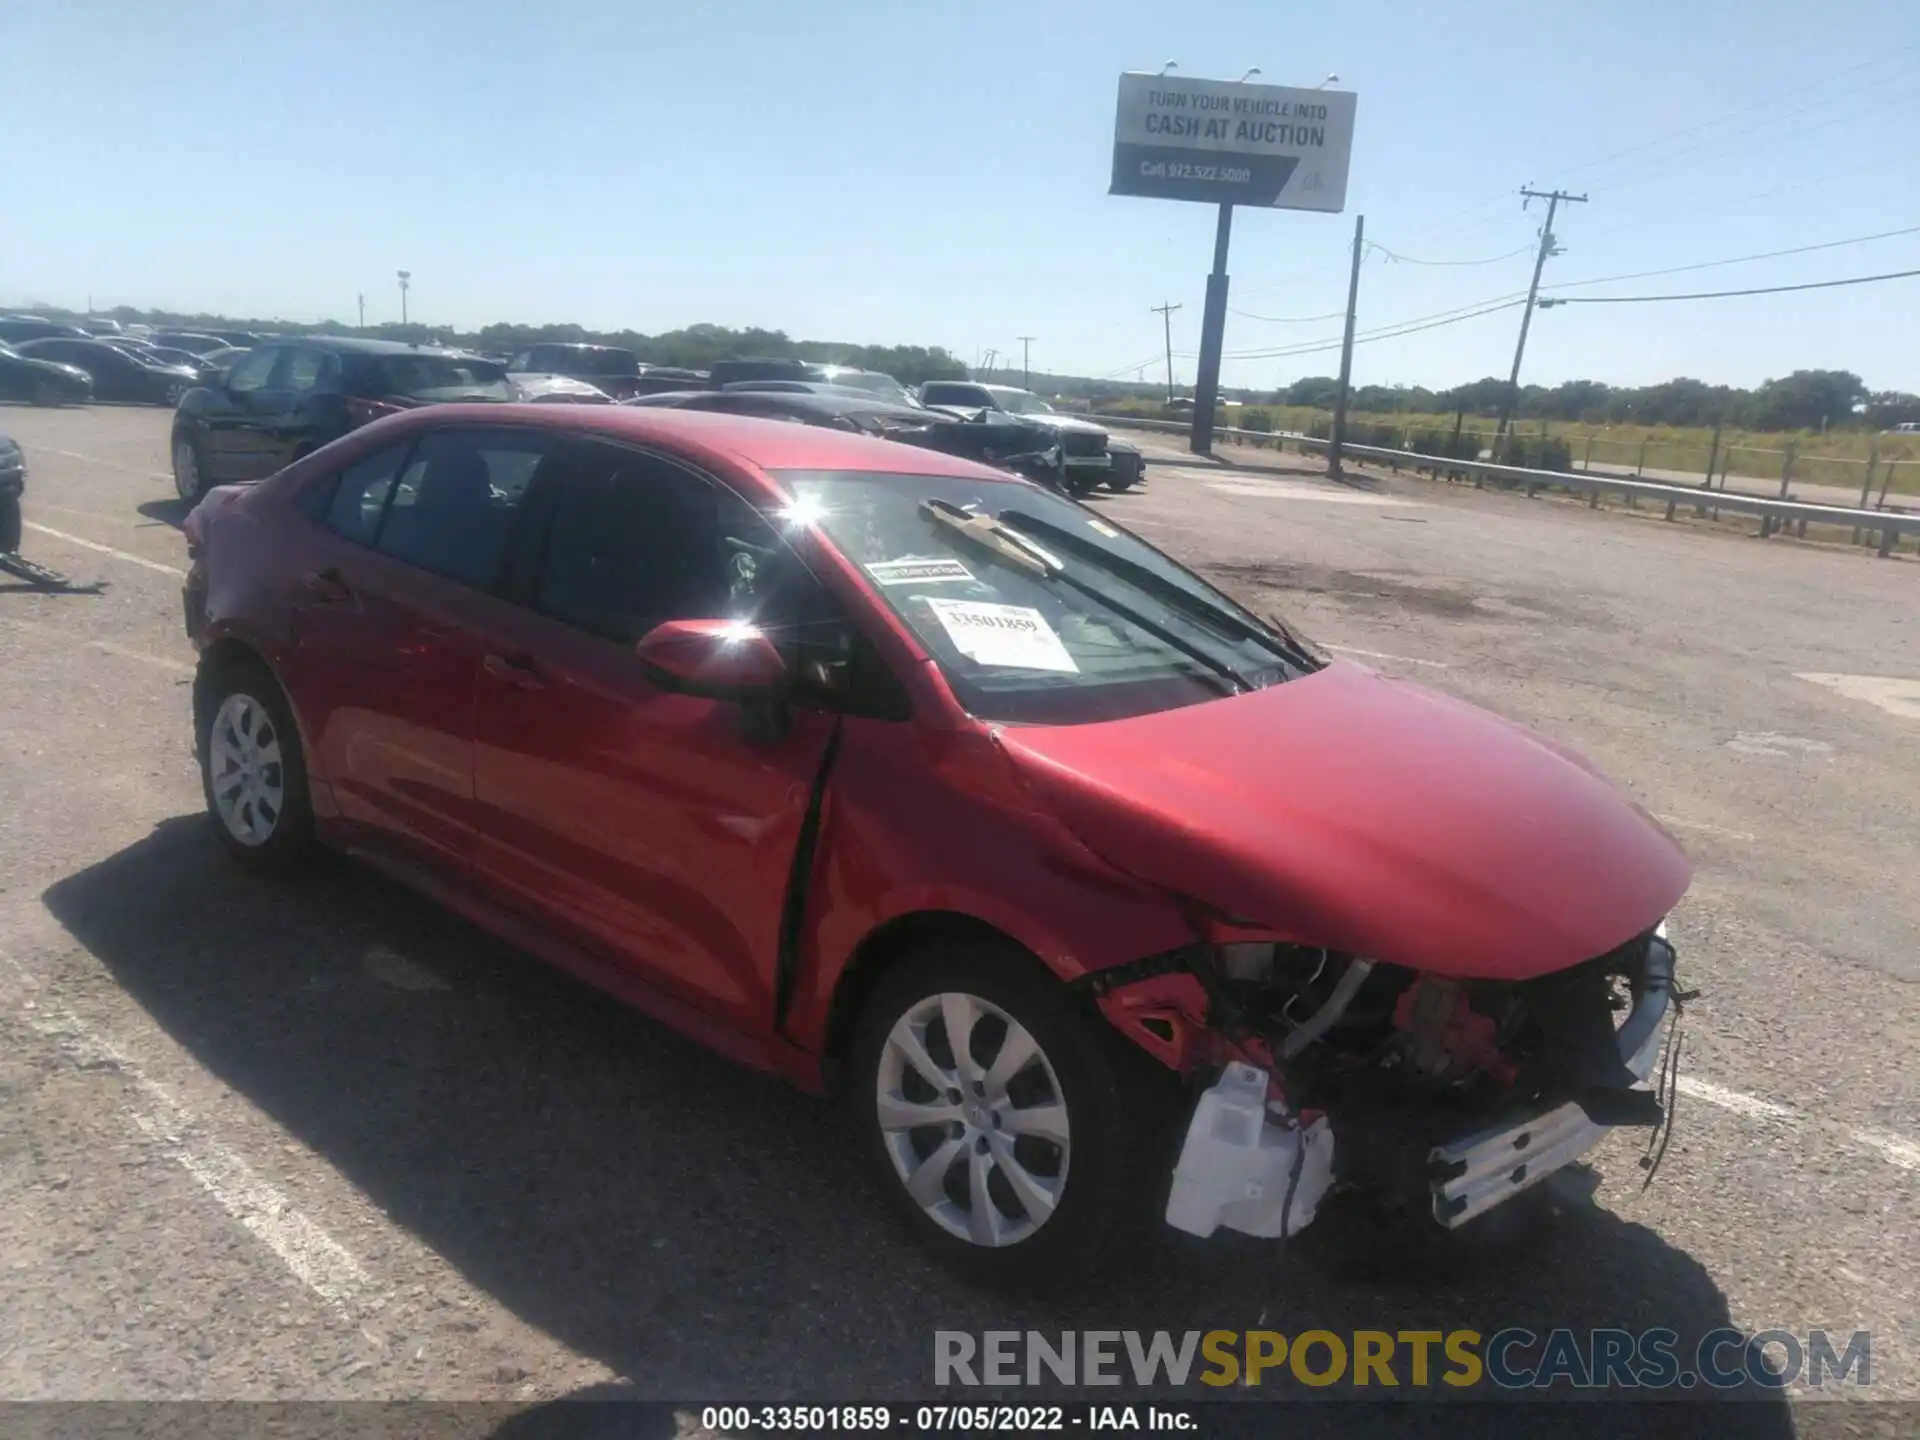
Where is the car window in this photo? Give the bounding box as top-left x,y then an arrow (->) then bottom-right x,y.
310,443 -> 410,543
374,427 -> 549,588
272,347 -> 333,392
922,384 -> 990,408
509,350 -> 534,371
527,442 -> 836,653
226,347 -> 279,394
372,354 -> 512,402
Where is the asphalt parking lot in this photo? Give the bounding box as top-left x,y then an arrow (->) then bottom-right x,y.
0,405 -> 1914,1430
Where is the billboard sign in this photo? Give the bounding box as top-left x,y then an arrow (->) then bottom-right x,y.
1110,73 -> 1357,211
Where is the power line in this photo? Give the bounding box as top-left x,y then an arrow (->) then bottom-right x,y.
1555,48 -> 1914,184
1218,288 -> 1530,357
1539,266 -> 1920,305
1365,241 -> 1533,267
1190,296 -> 1527,363
1541,222 -> 1920,293
1228,306 -> 1347,323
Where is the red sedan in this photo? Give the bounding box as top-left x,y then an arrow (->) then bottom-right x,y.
182,404 -> 1690,1282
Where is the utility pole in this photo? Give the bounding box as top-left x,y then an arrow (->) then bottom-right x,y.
1494,187 -> 1586,456
1017,335 -> 1036,390
1328,213 -> 1366,479
1151,301 -> 1182,403
357,294 -> 366,332
397,269 -> 412,327
1190,203 -> 1235,455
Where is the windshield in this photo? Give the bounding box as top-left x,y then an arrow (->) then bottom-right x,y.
776,469 -> 1319,724
990,389 -> 1056,415
576,349 -> 639,377
374,355 -> 513,402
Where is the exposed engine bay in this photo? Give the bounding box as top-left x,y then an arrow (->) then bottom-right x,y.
1082,926 -> 1682,1240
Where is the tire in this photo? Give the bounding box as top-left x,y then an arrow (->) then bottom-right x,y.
1104,475 -> 1138,493
195,655 -> 316,874
848,942 -> 1180,1287
172,431 -> 208,505
0,490 -> 21,554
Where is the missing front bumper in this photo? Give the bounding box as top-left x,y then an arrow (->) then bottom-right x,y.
1428,938 -> 1675,1229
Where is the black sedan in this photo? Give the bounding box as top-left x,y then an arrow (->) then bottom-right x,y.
15,338 -> 199,406
0,341 -> 94,406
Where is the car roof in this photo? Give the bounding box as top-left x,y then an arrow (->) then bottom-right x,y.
252,336 -> 493,358
352,403 -> 1016,491
523,341 -> 631,353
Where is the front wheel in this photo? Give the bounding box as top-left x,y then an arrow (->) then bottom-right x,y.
172,433 -> 207,504
195,657 -> 316,873
849,943 -> 1178,1286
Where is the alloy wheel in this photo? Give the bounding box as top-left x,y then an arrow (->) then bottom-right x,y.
207,692 -> 285,847
875,990 -> 1071,1248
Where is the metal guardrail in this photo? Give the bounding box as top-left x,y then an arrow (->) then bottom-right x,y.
1091,414 -> 1920,559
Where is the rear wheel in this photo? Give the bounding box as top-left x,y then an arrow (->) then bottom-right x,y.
0,489 -> 21,554
195,657 -> 315,874
849,943 -> 1178,1286
172,433 -> 207,504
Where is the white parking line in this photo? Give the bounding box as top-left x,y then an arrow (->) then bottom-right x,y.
1677,1075 -> 1919,1172
1323,643 -> 1451,669
25,1005 -> 375,1308
23,521 -> 186,578
1655,815 -> 1756,843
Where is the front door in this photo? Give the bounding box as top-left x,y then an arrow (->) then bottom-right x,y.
470,439 -> 842,1032
202,346 -> 282,481
279,424 -> 552,876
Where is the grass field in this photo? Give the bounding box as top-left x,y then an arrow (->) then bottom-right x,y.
1096,400 -> 1920,498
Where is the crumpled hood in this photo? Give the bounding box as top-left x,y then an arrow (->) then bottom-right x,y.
1030,414 -> 1107,437
993,662 -> 1690,980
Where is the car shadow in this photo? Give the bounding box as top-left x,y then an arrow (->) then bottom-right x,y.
43,818 -> 1792,1432
137,497 -> 190,530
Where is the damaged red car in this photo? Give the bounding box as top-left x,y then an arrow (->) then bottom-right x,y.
182,404 -> 1690,1282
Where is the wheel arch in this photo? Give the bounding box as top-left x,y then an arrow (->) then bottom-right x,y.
820,909 -> 1054,1089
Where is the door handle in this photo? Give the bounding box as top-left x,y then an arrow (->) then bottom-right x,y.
484,652 -> 546,690
303,567 -> 352,603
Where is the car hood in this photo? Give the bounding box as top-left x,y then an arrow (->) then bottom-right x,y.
992,661 -> 1690,980
1024,413 -> 1106,436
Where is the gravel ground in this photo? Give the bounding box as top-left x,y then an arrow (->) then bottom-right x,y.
0,405 -> 1912,1436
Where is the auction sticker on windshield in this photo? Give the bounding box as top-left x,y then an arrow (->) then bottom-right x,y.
867,557 -> 976,586
925,599 -> 1078,673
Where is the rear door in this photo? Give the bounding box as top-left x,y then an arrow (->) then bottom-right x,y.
255,346 -> 339,471
468,439 -> 845,1031
279,423 -> 554,878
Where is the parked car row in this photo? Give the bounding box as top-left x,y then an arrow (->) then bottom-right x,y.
164,336 -> 1145,501
0,314 -> 274,409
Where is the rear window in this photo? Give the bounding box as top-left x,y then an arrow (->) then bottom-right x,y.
575,349 -> 639,378
370,355 -> 512,402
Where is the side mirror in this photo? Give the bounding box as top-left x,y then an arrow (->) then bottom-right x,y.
636,618 -> 788,701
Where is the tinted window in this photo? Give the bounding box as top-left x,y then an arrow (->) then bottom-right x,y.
371,354 -> 511,402
226,348 -> 279,393
920,383 -> 991,408
375,428 -> 548,588
528,443 -> 823,648
508,350 -> 535,370
315,444 -> 410,543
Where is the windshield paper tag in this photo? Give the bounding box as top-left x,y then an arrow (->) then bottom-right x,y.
866,557 -> 976,587
925,600 -> 1079,673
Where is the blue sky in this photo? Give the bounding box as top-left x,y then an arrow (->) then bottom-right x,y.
2,0 -> 1914,393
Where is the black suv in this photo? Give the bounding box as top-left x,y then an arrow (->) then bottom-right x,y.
169,337 -> 511,503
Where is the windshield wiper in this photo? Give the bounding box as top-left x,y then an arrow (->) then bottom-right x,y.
996,511 -> 1320,674
918,500 -> 1249,696
919,498 -> 1064,577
